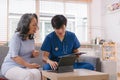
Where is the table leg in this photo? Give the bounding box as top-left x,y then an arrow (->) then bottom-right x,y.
42,76 -> 47,80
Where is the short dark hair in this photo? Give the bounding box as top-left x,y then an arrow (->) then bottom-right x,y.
51,15 -> 67,29
16,13 -> 38,40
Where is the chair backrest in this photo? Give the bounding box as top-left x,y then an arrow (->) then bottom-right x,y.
0,46 -> 9,69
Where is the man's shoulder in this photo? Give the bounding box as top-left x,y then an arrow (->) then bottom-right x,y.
46,31 -> 55,38
66,31 -> 76,37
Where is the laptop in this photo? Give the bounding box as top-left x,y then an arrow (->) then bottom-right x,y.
48,55 -> 76,73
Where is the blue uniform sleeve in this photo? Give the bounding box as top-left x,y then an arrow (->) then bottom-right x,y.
73,34 -> 80,50
9,33 -> 21,57
41,36 -> 51,52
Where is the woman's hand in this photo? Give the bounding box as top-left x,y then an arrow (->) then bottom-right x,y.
12,56 -> 40,69
27,63 -> 40,69
32,50 -> 40,58
47,59 -> 58,70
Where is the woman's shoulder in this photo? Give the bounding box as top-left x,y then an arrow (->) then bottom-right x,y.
13,32 -> 20,37
12,32 -> 21,40
8,32 -> 21,46
14,32 -> 20,35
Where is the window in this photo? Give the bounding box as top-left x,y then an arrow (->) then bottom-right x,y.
39,1 -> 88,43
7,0 -> 88,43
8,0 -> 35,40
0,0 -> 7,42
9,15 -> 20,40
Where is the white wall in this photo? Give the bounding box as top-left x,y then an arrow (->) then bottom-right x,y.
89,0 -> 105,40
90,0 -> 120,72
102,0 -> 120,42
101,0 -> 120,72
9,0 -> 35,14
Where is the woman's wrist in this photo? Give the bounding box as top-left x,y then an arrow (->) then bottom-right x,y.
31,50 -> 40,58
24,62 -> 31,68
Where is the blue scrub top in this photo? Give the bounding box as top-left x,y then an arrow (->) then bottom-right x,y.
41,31 -> 80,62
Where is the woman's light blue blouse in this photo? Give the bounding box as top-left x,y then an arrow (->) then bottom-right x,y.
1,32 -> 35,75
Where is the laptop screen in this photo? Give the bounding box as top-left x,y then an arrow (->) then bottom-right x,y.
58,55 -> 76,66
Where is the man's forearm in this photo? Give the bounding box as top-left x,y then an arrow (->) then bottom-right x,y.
43,51 -> 50,63
73,49 -> 79,53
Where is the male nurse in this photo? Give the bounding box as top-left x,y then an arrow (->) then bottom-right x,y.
41,15 -> 94,70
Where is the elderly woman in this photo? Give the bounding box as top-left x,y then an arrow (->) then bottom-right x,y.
1,13 -> 41,80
